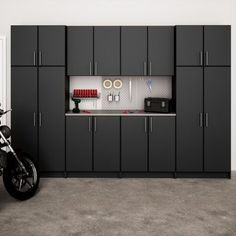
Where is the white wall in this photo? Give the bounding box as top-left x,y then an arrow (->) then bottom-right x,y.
0,0 -> 235,170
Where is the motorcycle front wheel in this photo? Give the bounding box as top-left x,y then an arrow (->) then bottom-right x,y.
3,152 -> 39,200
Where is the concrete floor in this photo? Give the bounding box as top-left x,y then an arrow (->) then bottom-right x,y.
0,173 -> 236,236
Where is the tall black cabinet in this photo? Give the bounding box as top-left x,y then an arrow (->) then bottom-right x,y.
176,25 -> 231,174
11,26 -> 66,172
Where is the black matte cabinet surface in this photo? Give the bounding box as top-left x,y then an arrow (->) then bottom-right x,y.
67,26 -> 93,75
66,117 -> 92,172
204,67 -> 230,172
121,27 -> 147,75
38,67 -> 65,172
11,26 -> 37,66
94,117 -> 120,171
94,27 -> 120,76
204,26 -> 231,66
176,67 -> 203,172
176,26 -> 203,66
38,26 -> 65,66
148,26 -> 174,75
11,67 -> 38,162
121,117 -> 147,172
149,117 -> 175,172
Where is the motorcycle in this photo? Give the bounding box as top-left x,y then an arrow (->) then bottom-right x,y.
0,105 -> 39,200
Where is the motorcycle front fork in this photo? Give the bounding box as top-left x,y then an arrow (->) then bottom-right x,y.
0,131 -> 29,176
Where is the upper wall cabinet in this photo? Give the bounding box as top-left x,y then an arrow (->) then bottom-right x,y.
67,26 -> 93,76
11,26 -> 65,66
204,26 -> 231,66
94,27 -> 120,76
148,26 -> 174,76
38,26 -> 65,66
176,25 -> 231,66
11,26 -> 38,66
121,27 -> 147,76
176,26 -> 203,66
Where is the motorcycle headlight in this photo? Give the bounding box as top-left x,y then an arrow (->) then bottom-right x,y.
0,126 -> 11,139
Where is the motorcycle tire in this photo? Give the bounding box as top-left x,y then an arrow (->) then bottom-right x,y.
3,152 -> 40,201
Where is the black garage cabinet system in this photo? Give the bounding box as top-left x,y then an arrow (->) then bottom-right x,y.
11,25 -> 231,178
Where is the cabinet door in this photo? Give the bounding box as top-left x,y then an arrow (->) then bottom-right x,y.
149,117 -> 175,172
11,67 -> 38,162
11,26 -> 37,66
94,117 -> 120,171
176,26 -> 203,66
121,117 -> 147,172
204,26 -> 231,66
176,67 -> 203,171
67,26 -> 93,75
38,67 -> 65,172
121,27 -> 147,75
94,27 -> 120,76
66,117 -> 92,172
204,67 -> 230,172
38,26 -> 65,66
148,26 -> 174,75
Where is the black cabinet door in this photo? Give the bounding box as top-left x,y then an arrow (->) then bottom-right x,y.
94,27 -> 120,76
66,117 -> 92,172
121,117 -> 147,172
11,67 -> 38,162
67,26 -> 93,75
176,67 -> 203,171
38,26 -> 65,66
176,26 -> 203,66
11,26 -> 37,66
149,117 -> 175,172
148,26 -> 174,75
204,67 -> 230,172
121,27 -> 147,75
38,67 -> 65,172
94,117 -> 120,171
204,26 -> 231,66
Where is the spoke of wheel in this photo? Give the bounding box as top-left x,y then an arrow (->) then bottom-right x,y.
25,178 -> 33,188
18,178 -> 23,191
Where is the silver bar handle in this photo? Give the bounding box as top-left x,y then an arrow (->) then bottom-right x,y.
39,51 -> 42,66
149,62 -> 152,76
205,51 -> 209,66
33,112 -> 36,127
205,113 -> 209,127
150,117 -> 153,133
199,113 -> 203,128
88,117 -> 91,132
94,117 -> 97,132
94,62 -> 98,75
144,62 -> 147,76
89,62 -> 92,76
144,117 -> 147,133
200,51 -> 203,66
33,51 -> 36,66
39,112 -> 42,127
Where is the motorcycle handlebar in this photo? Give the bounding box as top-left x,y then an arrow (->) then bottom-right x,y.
0,109 -> 12,116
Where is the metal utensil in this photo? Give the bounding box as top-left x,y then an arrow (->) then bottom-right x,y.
129,79 -> 132,102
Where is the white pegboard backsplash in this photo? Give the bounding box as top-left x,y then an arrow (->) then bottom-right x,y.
69,76 -> 172,110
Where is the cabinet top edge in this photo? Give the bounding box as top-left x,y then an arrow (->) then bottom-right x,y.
65,110 -> 176,117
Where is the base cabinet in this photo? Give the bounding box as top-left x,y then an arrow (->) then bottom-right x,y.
66,116 -> 120,172
94,117 -> 120,171
121,117 -> 148,172
66,116 -> 92,172
149,117 -> 175,172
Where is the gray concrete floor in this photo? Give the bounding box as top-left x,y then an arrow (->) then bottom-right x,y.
0,173 -> 236,236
